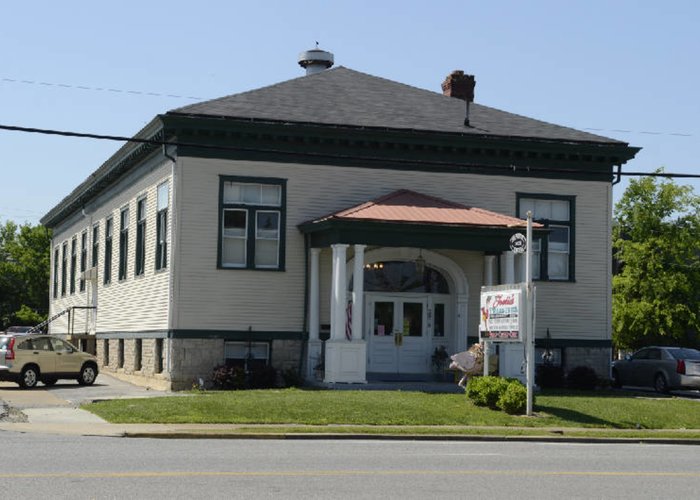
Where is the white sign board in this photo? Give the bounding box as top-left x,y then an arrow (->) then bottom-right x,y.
479,284 -> 526,342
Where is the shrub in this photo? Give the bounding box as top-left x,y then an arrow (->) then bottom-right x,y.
281,368 -> 304,388
211,364 -> 245,390
567,365 -> 598,390
536,364 -> 565,389
466,376 -> 509,409
497,380 -> 528,414
250,365 -> 278,389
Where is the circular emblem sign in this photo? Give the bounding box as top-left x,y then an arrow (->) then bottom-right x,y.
509,233 -> 526,254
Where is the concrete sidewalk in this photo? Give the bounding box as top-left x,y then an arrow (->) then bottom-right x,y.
1,375 -> 700,444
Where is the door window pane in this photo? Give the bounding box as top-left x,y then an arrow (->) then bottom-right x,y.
433,303 -> 445,337
403,302 -> 423,337
373,302 -> 394,336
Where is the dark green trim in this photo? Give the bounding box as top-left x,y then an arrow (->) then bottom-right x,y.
217,175 -> 287,271
468,337 -> 611,348
516,193 -> 576,282
163,115 -> 638,181
96,330 -> 169,339
171,330 -> 304,341
96,329 -> 304,341
299,219 -> 549,252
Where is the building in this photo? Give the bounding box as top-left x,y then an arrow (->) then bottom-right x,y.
41,50 -> 639,389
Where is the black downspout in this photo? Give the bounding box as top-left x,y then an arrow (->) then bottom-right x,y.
298,233 -> 311,380
612,164 -> 622,185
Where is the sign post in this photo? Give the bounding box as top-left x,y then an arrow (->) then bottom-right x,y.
525,211 -> 535,416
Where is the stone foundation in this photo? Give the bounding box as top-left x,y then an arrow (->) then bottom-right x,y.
563,346 -> 612,381
96,336 -> 304,391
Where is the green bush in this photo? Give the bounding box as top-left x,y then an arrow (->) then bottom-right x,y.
536,364 -> 565,389
497,380 -> 528,414
281,368 -> 304,388
467,376 -> 530,415
466,376 -> 509,409
567,365 -> 599,390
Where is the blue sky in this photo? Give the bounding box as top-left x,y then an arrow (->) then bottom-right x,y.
2,0 -> 698,225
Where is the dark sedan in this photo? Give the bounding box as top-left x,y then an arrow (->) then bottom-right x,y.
611,346 -> 700,393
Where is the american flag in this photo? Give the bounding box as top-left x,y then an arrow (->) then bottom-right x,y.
345,301 -> 352,341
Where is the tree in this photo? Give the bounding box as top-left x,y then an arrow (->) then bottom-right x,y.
612,172 -> 700,350
0,220 -> 51,329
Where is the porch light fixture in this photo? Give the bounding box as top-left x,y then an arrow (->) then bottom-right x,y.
415,250 -> 425,275
364,262 -> 384,270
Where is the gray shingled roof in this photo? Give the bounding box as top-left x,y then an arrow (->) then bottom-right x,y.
170,66 -> 622,144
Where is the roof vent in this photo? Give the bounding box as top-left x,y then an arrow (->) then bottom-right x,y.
298,45 -> 334,75
442,70 -> 476,127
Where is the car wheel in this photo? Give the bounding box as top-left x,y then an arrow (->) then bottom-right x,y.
19,366 -> 39,389
78,364 -> 97,386
611,369 -> 622,388
654,373 -> 669,393
42,378 -> 57,387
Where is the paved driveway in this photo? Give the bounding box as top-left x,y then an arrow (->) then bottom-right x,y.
0,372 -> 168,409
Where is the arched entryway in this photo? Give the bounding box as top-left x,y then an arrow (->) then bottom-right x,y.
347,248 -> 469,379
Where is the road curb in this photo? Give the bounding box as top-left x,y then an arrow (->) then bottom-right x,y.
121,431 -> 700,445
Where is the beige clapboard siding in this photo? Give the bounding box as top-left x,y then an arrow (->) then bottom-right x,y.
48,159 -> 172,333
174,157 -> 612,341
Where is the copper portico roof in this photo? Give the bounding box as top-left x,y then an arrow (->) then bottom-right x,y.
308,189 -> 539,228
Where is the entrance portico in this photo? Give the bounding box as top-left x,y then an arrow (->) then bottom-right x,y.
299,189 -> 542,384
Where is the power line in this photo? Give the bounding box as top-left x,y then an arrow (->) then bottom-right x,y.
1,123 -> 699,179
2,75 -> 696,139
1,76 -> 203,101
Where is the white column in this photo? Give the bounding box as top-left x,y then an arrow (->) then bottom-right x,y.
482,254 -> 497,376
309,248 -> 321,341
330,244 -> 348,341
483,254 -> 497,286
501,251 -> 515,284
351,244 -> 366,341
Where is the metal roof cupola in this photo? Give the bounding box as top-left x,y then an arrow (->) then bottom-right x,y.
298,45 -> 334,75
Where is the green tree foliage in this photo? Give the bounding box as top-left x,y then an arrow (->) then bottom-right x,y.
612,173 -> 700,349
0,220 -> 51,329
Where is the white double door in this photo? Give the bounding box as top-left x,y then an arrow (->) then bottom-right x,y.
366,293 -> 430,374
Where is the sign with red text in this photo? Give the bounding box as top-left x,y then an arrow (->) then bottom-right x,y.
479,285 -> 525,342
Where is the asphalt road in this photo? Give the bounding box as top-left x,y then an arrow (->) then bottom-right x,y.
0,435 -> 698,499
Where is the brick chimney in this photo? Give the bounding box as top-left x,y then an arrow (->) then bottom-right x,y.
441,70 -> 475,101
442,70 -> 476,126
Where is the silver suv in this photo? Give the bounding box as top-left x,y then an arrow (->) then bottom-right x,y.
0,334 -> 98,388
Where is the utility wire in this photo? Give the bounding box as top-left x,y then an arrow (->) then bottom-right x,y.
1,123 -> 699,179
1,77 -> 203,101
1,76 -> 696,138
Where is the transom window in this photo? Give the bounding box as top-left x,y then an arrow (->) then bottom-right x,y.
219,177 -> 286,270
518,195 -> 574,281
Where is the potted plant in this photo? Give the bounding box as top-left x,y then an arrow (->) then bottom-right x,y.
431,346 -> 450,381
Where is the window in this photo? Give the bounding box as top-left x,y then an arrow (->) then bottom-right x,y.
70,237 -> 77,294
219,177 -> 286,270
155,338 -> 164,373
134,339 -> 142,371
79,231 -> 87,292
91,224 -> 99,268
104,218 -> 113,285
61,242 -> 68,296
155,182 -> 168,271
53,247 -> 59,299
135,197 -> 146,276
119,207 -> 129,281
518,195 -> 574,281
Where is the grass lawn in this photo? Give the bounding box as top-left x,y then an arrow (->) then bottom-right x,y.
84,388 -> 700,433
